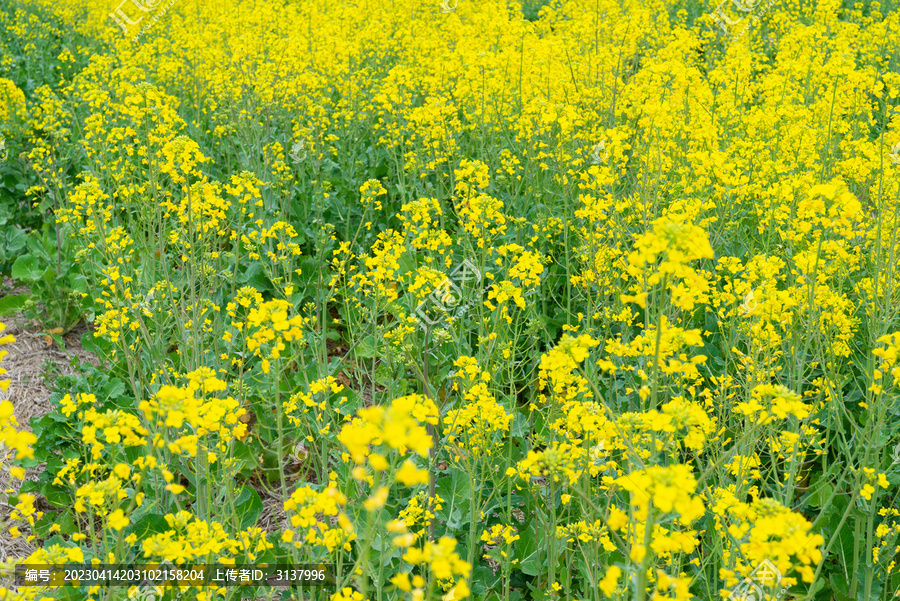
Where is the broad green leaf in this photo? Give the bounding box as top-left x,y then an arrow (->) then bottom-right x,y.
0,293 -> 27,316
11,254 -> 45,281
130,513 -> 171,538
234,486 -> 263,529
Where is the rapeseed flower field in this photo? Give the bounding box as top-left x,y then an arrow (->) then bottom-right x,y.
0,0 -> 899,599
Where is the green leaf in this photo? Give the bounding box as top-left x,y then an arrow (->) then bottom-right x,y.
42,535 -> 72,549
374,362 -> 394,387
234,486 -> 263,529
40,482 -> 72,508
232,441 -> 257,475
11,254 -> 46,281
240,262 -> 271,292
20,480 -> 41,495
68,273 -> 89,293
0,293 -> 27,316
102,378 -> 126,399
4,226 -> 27,253
41,266 -> 58,284
130,513 -> 171,538
354,334 -> 381,359
470,564 -> 500,597
233,485 -> 253,506
81,329 -> 111,359
807,473 -> 834,508
61,448 -> 81,460
35,509 -> 77,537
435,470 -> 472,531
515,521 -> 542,576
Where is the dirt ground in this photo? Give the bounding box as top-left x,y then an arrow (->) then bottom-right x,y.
0,311 -> 98,561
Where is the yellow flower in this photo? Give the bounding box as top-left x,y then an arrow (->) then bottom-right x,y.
599,566 -> 621,596
395,460 -> 429,486
860,484 -> 875,500
369,453 -> 389,471
0,400 -> 37,460
108,509 -> 129,531
390,572 -> 411,592
363,486 -> 390,511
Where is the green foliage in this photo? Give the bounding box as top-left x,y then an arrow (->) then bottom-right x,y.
10,222 -> 86,330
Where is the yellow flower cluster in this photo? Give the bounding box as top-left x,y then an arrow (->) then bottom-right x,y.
444,357 -> 512,457
398,493 -> 444,539
622,216 -> 714,310
283,375 -> 345,434
734,384 -> 811,425
142,511 -> 273,564
282,479 -> 356,553
617,397 -> 715,455
59,392 -> 96,417
516,442 -> 591,487
243,299 -> 310,373
80,408 -> 148,459
538,333 -> 600,398
396,537 -> 471,599
338,394 -> 438,465
8,494 -> 40,542
138,368 -> 246,458
615,464 -> 705,524
0,323 -> 35,461
871,331 -> 900,393
9,0 -> 900,596
713,491 -> 825,587
0,78 -> 27,135
613,465 -> 705,564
